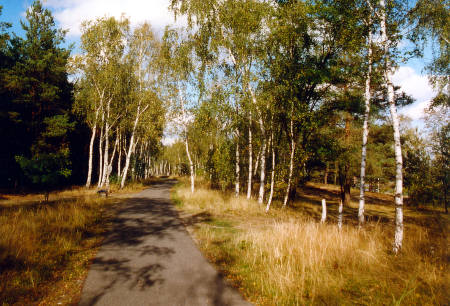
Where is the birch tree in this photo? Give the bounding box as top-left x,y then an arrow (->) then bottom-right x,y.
379,0 -> 405,253
120,23 -> 159,188
358,1 -> 375,226
160,28 -> 198,193
170,0 -> 271,203
73,16 -> 129,189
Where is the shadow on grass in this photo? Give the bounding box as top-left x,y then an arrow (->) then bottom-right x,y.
288,185 -> 447,233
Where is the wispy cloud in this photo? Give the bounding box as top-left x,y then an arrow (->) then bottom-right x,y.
393,66 -> 436,120
42,0 -> 184,37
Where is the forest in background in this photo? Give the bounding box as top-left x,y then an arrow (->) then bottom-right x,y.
0,0 -> 448,250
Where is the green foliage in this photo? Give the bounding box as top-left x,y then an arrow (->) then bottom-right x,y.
211,141 -> 235,191
408,0 -> 449,93
403,129 -> 434,207
15,150 -> 71,194
1,1 -> 74,189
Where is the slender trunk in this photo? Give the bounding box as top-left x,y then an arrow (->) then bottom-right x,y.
266,129 -> 276,212
117,133 -> 122,180
324,162 -> 329,185
235,129 -> 240,197
226,47 -> 265,201
321,199 -> 327,223
380,0 -> 403,253
342,114 -> 352,207
247,112 -> 253,199
121,131 -> 136,188
97,118 -> 104,188
338,199 -> 343,230
105,131 -> 119,189
185,128 -> 195,193
100,102 -> 110,188
283,110 -> 295,207
86,122 -> 97,188
120,104 -> 147,188
246,84 -> 266,204
254,147 -> 261,177
100,99 -> 113,188
359,22 -> 373,226
258,135 -> 267,204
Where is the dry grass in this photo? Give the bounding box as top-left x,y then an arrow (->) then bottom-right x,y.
174,179 -> 449,305
0,182 -> 149,305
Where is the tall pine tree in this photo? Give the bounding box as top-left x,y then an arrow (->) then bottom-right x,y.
5,1 -> 73,194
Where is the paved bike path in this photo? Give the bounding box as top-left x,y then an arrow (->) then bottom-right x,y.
79,179 -> 250,306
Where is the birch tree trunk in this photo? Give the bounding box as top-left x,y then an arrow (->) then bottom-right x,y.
338,199 -> 343,230
380,0 -> 404,253
100,100 -> 111,188
120,104 -> 143,189
321,199 -> 327,223
247,112 -> 253,199
97,118 -> 104,188
258,135 -> 267,204
266,129 -> 276,212
283,113 -> 296,207
245,83 -> 267,205
185,127 -> 195,193
254,147 -> 261,177
235,129 -> 240,197
359,26 -> 373,226
117,133 -> 122,180
343,114 -> 352,207
105,131 -> 119,189
86,119 -> 97,188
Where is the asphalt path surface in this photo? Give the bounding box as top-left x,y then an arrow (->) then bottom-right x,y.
79,179 -> 251,306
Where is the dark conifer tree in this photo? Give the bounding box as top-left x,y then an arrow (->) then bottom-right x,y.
3,1 -> 74,193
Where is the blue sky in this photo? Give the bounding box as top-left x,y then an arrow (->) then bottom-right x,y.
1,0 -> 438,130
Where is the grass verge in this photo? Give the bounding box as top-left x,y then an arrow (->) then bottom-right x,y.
174,179 -> 449,305
0,182 -> 147,305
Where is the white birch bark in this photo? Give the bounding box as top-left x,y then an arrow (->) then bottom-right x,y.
225,48 -> 265,201
185,127 -> 195,193
338,199 -> 343,230
380,0 -> 404,253
254,147 -> 261,177
258,135 -> 267,204
120,104 -> 148,189
244,81 -> 266,204
85,110 -> 98,188
235,129 -> 240,197
247,112 -> 253,199
266,129 -> 276,212
97,113 -> 104,188
283,110 -> 296,207
117,133 -> 122,180
104,130 -> 119,189
359,23 -> 373,226
100,99 -> 111,188
321,199 -> 327,223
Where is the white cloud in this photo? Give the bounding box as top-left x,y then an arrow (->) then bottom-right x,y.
42,0 -> 185,37
392,66 -> 437,120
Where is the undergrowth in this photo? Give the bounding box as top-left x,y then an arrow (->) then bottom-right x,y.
0,188 -> 120,305
175,179 -> 449,305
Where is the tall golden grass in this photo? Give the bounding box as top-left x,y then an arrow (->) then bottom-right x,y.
175,181 -> 449,305
0,190 -> 113,305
